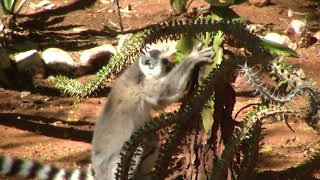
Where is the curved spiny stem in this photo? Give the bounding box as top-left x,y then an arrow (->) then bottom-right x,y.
54,18 -> 269,98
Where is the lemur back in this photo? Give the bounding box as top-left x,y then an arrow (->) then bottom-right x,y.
0,47 -> 212,180
92,61 -> 153,180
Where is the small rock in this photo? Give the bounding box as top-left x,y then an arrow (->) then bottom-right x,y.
72,27 -> 89,33
80,44 -> 116,67
287,19 -> 307,42
248,0 -> 270,7
14,49 -> 45,76
0,48 -> 11,69
312,31 -> 320,41
30,0 -> 56,9
264,32 -> 290,44
99,0 -> 110,4
287,9 -> 309,19
46,75 -> 56,82
20,91 -> 31,98
288,9 -> 294,18
74,45 -> 116,76
264,32 -> 297,49
0,19 -> 4,31
287,19 -> 314,47
42,48 -> 75,73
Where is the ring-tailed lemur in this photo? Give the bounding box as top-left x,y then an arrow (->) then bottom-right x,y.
0,47 -> 213,180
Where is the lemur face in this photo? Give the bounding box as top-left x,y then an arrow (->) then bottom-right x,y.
139,49 -> 172,79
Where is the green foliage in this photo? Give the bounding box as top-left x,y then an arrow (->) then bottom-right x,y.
211,107 -> 262,179
0,0 -> 28,46
170,0 -> 188,13
212,30 -> 224,66
261,38 -> 298,57
175,36 -> 195,62
201,97 -> 215,133
49,3 -> 318,179
204,0 -> 235,7
54,31 -> 147,97
53,18 -> 264,97
170,0 -> 247,12
0,0 -> 317,179
0,0 -> 28,15
55,12 -> 300,98
199,30 -> 224,134
116,113 -> 177,179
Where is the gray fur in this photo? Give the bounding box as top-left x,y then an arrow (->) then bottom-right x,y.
91,47 -> 212,180
0,48 -> 212,180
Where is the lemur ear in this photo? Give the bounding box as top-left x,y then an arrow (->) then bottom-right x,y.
148,49 -> 161,58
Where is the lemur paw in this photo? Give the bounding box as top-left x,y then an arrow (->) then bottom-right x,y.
190,47 -> 213,63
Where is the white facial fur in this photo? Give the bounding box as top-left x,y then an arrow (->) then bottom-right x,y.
138,50 -> 166,79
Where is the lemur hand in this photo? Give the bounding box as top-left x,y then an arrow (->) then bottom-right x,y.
189,47 -> 213,63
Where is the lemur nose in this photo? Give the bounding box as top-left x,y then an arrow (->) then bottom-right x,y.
161,58 -> 169,65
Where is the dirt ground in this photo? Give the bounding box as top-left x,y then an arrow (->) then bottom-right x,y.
1,0 -> 320,179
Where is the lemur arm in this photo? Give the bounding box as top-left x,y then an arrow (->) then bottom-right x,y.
144,48 -> 212,107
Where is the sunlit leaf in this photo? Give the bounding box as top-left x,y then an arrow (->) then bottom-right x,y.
261,146 -> 273,153
15,0 -> 28,13
170,0 -> 187,13
201,99 -> 215,134
261,39 -> 298,57
203,0 -> 234,7
3,0 -> 13,11
175,36 -> 195,62
213,30 -> 224,66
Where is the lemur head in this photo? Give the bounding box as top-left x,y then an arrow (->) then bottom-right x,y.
138,49 -> 172,79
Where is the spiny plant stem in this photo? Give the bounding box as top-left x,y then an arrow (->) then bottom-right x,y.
115,113 -> 176,180
238,117 -> 262,180
211,113 -> 261,180
54,17 -> 269,98
154,56 -> 244,178
240,62 -> 319,104
211,106 -> 298,180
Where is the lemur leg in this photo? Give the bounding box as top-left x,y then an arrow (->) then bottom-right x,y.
144,48 -> 212,107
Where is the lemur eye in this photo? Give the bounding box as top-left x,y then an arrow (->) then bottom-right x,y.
142,58 -> 151,65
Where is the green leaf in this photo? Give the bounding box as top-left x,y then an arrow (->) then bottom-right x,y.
204,0 -> 234,7
3,0 -> 13,11
261,39 -> 298,57
15,0 -> 28,14
202,32 -> 213,47
261,146 -> 273,153
170,0 -> 187,13
175,36 -> 195,62
176,36 -> 194,54
278,80 -> 287,86
201,99 -> 215,134
213,30 -> 224,66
